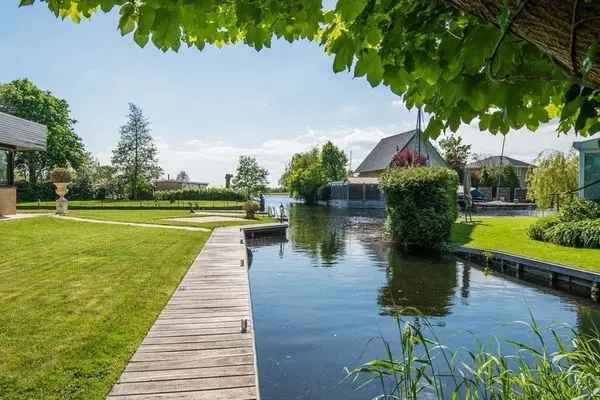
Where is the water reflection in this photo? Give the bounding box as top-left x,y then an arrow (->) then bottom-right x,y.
379,251 -> 458,317
249,200 -> 600,400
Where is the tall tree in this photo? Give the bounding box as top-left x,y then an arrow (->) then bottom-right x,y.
320,141 -> 348,182
438,134 -> 471,180
112,103 -> 161,200
0,79 -> 86,183
284,148 -> 326,205
527,151 -> 579,209
176,170 -> 190,182
232,156 -> 269,198
28,1 -> 600,137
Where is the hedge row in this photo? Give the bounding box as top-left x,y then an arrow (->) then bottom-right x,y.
154,188 -> 246,202
380,167 -> 458,250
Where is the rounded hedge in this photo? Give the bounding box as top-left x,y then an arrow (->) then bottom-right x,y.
527,198 -> 600,249
380,167 -> 458,250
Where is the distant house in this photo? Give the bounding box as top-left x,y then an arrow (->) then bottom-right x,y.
355,130 -> 447,177
328,130 -> 446,209
573,135 -> 600,201
466,156 -> 534,188
153,180 -> 209,192
0,111 -> 47,215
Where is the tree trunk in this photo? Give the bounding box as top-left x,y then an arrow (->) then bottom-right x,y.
443,0 -> 600,88
28,163 -> 37,185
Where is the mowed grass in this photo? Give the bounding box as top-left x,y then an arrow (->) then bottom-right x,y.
65,209 -> 274,230
17,199 -> 243,209
452,216 -> 600,272
0,217 -> 208,399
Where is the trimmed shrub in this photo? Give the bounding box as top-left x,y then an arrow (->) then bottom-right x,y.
559,197 -> 600,222
380,167 -> 458,250
528,198 -> 600,249
242,201 -> 260,219
527,215 -> 559,241
16,181 -> 56,202
154,188 -> 246,202
543,220 -> 600,248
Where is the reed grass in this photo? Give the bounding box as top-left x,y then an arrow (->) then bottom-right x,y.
348,312 -> 600,399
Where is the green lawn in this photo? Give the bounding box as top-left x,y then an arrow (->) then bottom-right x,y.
0,217 -> 209,400
64,209 -> 274,229
452,216 -> 600,272
17,199 -> 243,209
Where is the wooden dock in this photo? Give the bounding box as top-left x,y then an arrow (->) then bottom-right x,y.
107,224 -> 285,399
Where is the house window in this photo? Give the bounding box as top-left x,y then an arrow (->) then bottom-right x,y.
0,148 -> 14,186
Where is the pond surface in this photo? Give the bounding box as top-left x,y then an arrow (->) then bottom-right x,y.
248,202 -> 600,400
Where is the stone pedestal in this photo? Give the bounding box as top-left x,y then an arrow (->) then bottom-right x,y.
54,183 -> 69,215
0,186 -> 16,215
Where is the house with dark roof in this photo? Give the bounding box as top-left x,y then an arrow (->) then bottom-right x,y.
327,130 -> 446,209
466,156 -> 534,189
0,111 -> 47,215
355,130 -> 447,177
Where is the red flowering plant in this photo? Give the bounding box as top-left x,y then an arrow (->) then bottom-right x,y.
390,148 -> 428,168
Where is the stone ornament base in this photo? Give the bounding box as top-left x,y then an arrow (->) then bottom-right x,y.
56,197 -> 68,215
54,182 -> 69,215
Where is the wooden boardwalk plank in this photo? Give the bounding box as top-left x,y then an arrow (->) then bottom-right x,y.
107,226 -> 269,400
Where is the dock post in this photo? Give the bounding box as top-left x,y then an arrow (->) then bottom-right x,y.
592,283 -> 600,302
548,272 -> 557,288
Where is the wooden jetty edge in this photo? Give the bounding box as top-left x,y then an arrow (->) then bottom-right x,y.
454,246 -> 600,301
107,223 -> 287,400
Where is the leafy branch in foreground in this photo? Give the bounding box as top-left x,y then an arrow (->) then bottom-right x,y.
23,1 -> 600,137
347,315 -> 600,399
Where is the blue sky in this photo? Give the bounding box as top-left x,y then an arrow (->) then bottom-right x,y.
1,3 -> 579,185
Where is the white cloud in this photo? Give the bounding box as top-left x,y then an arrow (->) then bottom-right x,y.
391,100 -> 403,108
95,127 -> 391,186
94,121 -> 583,187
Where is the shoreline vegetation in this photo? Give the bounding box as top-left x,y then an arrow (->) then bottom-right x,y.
350,315 -> 600,400
451,216 -> 600,273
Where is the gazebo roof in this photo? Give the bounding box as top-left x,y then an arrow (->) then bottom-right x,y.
573,134 -> 600,151
0,111 -> 47,151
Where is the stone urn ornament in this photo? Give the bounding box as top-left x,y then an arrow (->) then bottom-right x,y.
50,168 -> 72,215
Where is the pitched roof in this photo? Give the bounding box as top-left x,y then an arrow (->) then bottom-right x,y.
355,130 -> 416,173
0,111 -> 47,151
466,155 -> 534,169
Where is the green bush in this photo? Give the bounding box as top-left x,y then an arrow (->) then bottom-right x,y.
16,181 -> 55,202
242,201 -> 260,219
527,215 -> 559,241
528,198 -> 600,248
154,188 -> 246,202
380,167 -> 458,250
559,197 -> 600,222
544,219 -> 600,248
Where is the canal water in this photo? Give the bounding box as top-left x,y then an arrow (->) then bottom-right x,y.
248,201 -> 600,400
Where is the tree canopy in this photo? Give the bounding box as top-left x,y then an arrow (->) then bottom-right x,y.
527,151 -> 579,209
283,141 -> 347,204
232,155 -> 269,197
112,103 -> 162,199
0,79 -> 87,183
23,1 -> 600,138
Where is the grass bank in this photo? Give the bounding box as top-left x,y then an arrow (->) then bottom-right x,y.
0,217 -> 208,399
63,209 -> 274,229
452,216 -> 600,272
17,199 -> 243,210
